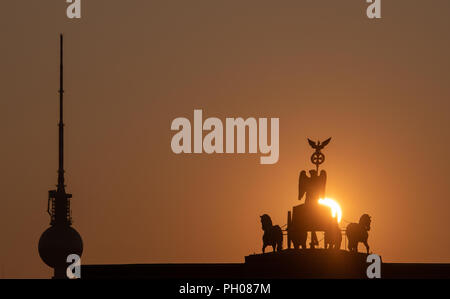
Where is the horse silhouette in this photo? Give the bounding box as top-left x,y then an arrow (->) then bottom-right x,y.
346,214 -> 371,254
260,214 -> 283,253
325,222 -> 342,250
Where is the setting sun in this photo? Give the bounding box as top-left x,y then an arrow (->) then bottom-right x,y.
318,198 -> 342,223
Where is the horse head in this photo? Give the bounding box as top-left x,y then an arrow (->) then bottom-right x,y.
359,214 -> 371,231
260,214 -> 273,231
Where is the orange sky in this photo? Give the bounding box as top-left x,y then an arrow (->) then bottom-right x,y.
1,1 -> 450,278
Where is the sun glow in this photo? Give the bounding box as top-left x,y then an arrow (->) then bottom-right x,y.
318,198 -> 342,223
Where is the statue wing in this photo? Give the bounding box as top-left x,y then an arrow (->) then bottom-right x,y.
318,170 -> 327,198
319,137 -> 332,150
298,170 -> 308,201
307,138 -> 317,149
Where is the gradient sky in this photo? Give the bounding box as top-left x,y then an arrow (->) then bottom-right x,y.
2,1 -> 450,278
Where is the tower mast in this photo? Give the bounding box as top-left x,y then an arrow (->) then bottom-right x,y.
58,34 -> 65,193
49,34 -> 72,226
39,34 -> 83,279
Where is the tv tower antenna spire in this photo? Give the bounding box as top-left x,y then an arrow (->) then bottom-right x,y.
58,33 -> 65,193
39,34 -> 83,279
50,34 -> 72,226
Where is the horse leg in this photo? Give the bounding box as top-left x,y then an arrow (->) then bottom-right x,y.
277,239 -> 282,252
336,233 -> 342,250
300,231 -> 307,249
348,240 -> 354,252
310,231 -> 318,248
363,241 -> 370,254
262,244 -> 266,254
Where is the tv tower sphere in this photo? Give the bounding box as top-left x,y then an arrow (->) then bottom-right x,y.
39,225 -> 83,268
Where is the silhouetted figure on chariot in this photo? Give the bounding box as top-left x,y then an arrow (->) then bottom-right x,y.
298,169 -> 327,248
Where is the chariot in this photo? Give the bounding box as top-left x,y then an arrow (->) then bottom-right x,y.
287,203 -> 339,249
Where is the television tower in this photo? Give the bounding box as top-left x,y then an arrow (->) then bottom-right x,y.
38,34 -> 83,279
